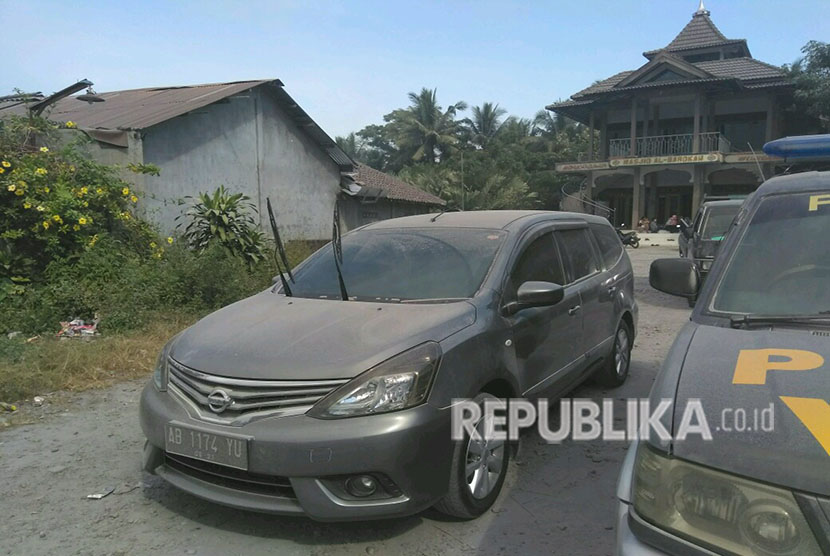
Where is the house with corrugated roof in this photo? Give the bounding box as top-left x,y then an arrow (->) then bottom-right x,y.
547,2 -> 795,227
0,80 -> 444,239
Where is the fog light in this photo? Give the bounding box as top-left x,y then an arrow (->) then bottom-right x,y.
345,475 -> 377,497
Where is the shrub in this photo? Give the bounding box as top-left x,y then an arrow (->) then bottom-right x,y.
0,115 -> 156,297
178,186 -> 266,269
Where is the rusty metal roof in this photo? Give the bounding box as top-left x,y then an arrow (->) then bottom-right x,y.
0,80 -> 272,129
0,79 -> 355,171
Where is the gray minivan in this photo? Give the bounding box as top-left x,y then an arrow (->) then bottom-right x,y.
140,210 -> 637,521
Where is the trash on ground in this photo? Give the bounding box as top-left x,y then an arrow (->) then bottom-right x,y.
86,487 -> 115,500
33,396 -> 44,407
58,317 -> 100,339
0,402 -> 17,412
26,335 -> 40,343
7,331 -> 22,340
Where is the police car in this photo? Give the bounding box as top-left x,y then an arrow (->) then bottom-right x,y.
615,135 -> 830,556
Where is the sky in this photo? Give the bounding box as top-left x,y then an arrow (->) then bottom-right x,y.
2,0 -> 827,138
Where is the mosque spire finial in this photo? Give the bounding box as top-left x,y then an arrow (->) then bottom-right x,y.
694,0 -> 710,16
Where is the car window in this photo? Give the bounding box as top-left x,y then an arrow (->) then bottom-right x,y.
511,232 -> 566,289
589,223 -> 623,269
556,228 -> 599,282
711,192 -> 830,315
289,228 -> 507,302
701,205 -> 739,240
693,211 -> 704,234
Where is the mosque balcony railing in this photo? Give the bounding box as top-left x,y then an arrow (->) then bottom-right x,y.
608,132 -> 731,158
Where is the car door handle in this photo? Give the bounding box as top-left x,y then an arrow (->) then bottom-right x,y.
607,286 -> 617,295
568,305 -> 581,316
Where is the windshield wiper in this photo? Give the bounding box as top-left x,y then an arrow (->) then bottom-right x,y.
331,201 -> 349,301
730,314 -> 830,329
266,197 -> 294,296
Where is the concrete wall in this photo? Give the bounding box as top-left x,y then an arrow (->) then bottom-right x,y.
139,87 -> 340,239
340,197 -> 434,231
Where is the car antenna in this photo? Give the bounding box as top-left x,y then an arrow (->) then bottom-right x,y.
331,200 -> 349,301
266,197 -> 293,296
430,207 -> 459,222
747,142 -> 767,183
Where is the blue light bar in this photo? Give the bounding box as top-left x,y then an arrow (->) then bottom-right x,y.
763,134 -> 830,159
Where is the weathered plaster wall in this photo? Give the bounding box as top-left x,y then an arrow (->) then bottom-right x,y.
139,87 -> 340,239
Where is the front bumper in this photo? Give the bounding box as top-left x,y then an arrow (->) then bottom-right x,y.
139,382 -> 453,521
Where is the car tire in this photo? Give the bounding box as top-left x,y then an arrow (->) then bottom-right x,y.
433,392 -> 509,519
595,321 -> 632,387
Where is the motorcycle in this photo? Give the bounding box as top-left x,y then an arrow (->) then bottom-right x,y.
616,226 -> 640,249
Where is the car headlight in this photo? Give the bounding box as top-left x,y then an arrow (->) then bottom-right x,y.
633,443 -> 821,556
152,342 -> 172,391
307,342 -> 441,419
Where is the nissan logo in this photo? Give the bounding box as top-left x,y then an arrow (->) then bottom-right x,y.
207,389 -> 233,413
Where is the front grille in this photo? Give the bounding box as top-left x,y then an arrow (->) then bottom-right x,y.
167,357 -> 348,420
164,453 -> 295,498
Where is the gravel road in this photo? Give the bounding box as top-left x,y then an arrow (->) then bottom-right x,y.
0,246 -> 691,556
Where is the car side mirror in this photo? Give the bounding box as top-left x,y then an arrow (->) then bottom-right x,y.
504,281 -> 565,315
679,218 -> 693,239
650,258 -> 700,298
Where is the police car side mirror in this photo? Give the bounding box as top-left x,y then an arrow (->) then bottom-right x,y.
650,258 -> 700,298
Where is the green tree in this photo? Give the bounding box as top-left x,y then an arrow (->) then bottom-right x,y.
386,88 -> 467,165
466,102 -> 507,147
788,40 -> 830,131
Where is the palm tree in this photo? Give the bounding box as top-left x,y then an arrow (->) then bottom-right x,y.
532,109 -> 577,137
387,88 -> 467,164
466,102 -> 507,146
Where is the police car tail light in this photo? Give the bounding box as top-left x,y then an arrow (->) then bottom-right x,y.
632,444 -> 821,555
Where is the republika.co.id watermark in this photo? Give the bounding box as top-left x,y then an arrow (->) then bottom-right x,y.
451,398 -> 775,443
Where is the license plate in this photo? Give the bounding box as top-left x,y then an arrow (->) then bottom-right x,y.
164,422 -> 250,470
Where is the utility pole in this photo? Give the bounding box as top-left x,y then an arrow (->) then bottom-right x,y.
461,151 -> 465,211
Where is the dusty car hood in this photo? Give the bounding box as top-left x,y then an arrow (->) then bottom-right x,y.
672,324 -> 830,496
170,292 -> 476,381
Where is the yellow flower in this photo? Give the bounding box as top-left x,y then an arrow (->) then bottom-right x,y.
78,217 -> 88,225
39,146 -> 49,153
149,242 -> 157,249
44,186 -> 50,193
73,224 -> 81,231
130,195 -> 138,203
122,187 -> 130,196
96,187 -> 103,194
7,184 -> 15,192
83,201 -> 88,207
23,202 -> 31,209
89,234 -> 99,246
66,121 -> 77,129
35,168 -> 47,176
1,161 -> 10,168
167,237 -> 174,244
36,205 -> 45,212
52,214 -> 62,224
69,165 -> 75,172
42,221 -> 50,230
80,186 -> 88,195
15,189 -> 23,196
0,168 -> 5,174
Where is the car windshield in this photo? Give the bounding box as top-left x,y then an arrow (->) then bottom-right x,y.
286,227 -> 507,302
712,192 -> 830,316
701,205 -> 739,240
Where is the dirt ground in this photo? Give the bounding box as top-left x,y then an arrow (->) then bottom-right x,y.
0,246 -> 691,556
